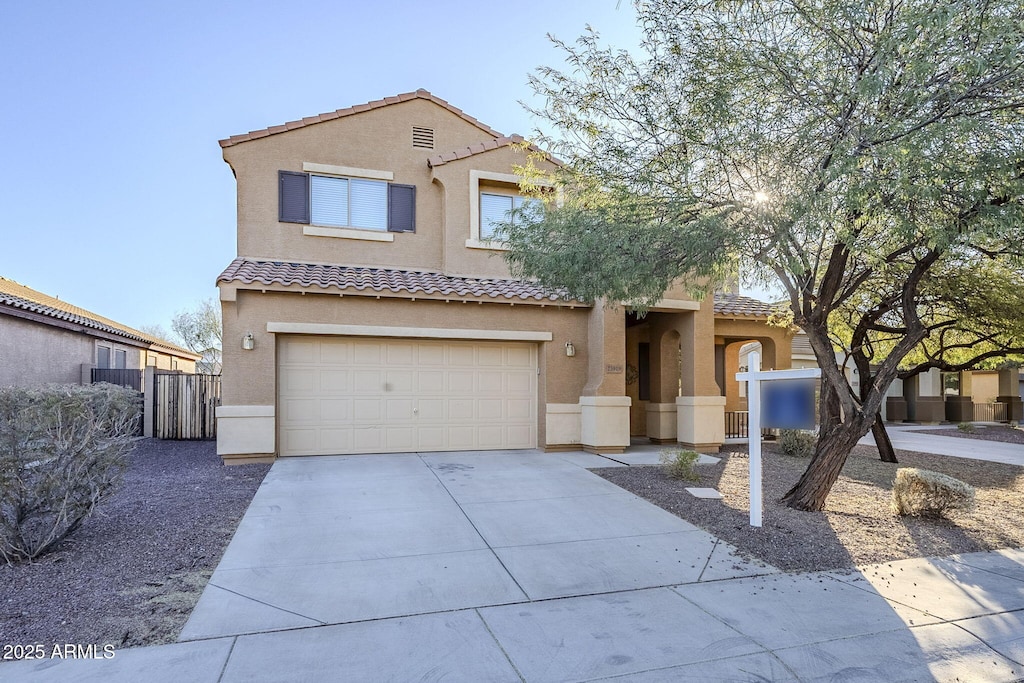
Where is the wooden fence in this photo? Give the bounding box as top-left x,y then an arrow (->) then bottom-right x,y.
91,368 -> 143,392
153,373 -> 221,440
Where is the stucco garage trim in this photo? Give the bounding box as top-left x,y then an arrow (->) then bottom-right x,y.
266,322 -> 553,342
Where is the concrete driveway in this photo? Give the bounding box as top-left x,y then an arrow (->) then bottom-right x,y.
7,444 -> 1024,682
179,449 -> 772,639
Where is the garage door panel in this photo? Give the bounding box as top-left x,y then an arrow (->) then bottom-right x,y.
477,347 -> 503,366
353,428 -> 383,451
385,370 -> 414,393
478,426 -> 504,447
386,343 -> 415,364
478,371 -> 503,393
319,341 -> 351,364
507,399 -> 533,420
281,369 -> 318,394
320,370 -> 350,394
507,425 -> 534,448
477,399 -> 503,420
282,398 -> 319,423
448,346 -> 475,366
417,345 -> 445,365
353,400 -> 382,421
281,428 -> 317,453
418,398 -> 445,420
506,346 -> 534,367
353,342 -> 383,365
320,429 -> 353,452
507,372 -> 533,394
279,336 -> 537,456
386,399 -> 414,420
320,399 -> 351,422
353,370 -> 382,393
448,426 -> 476,449
449,399 -> 476,420
449,371 -> 474,393
281,340 -> 319,363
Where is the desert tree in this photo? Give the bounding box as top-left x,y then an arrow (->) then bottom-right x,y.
501,0 -> 1024,510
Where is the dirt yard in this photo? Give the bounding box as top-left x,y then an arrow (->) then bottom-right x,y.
595,443 -> 1024,572
1,439 -> 269,650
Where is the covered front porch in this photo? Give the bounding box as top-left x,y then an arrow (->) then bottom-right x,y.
622,295 -> 793,452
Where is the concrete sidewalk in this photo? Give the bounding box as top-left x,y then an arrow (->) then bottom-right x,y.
859,423 -> 1024,465
4,444 -> 1024,682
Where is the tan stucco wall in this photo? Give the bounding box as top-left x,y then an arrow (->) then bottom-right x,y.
0,315 -> 95,386
221,289 -> 594,449
225,99 -> 547,276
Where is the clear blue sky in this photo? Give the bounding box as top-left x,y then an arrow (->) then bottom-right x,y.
1,1 -> 645,335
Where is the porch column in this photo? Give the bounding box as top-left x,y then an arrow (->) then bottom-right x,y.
676,307 -> 725,452
915,368 -> 945,424
996,368 -> 1023,422
645,316 -> 680,443
579,302 -> 630,454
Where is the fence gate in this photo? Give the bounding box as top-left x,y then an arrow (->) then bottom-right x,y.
154,373 -> 221,440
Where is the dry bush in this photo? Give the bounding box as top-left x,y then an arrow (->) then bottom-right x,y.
659,448 -> 700,481
891,467 -> 976,518
778,429 -> 816,457
0,384 -> 140,564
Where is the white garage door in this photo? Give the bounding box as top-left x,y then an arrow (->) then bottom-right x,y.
278,336 -> 538,456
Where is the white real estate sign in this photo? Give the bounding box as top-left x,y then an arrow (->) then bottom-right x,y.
736,352 -> 821,527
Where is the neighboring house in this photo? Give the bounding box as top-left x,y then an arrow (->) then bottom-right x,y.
0,276 -> 200,388
215,90 -> 792,463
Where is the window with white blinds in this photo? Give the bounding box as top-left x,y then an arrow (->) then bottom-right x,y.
480,193 -> 540,239
309,175 -> 387,231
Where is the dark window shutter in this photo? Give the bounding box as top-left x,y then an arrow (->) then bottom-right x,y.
279,171 -> 310,224
387,183 -> 416,233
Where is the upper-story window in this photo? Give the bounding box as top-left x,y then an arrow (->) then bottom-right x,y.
311,176 -> 388,231
480,192 -> 541,240
279,166 -> 415,238
467,170 -> 550,250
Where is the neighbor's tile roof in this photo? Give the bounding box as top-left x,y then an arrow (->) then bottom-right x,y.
220,89 -> 504,148
0,276 -> 199,358
217,258 -> 581,304
713,293 -> 779,318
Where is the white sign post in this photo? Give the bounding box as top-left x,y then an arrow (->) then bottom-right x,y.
735,352 -> 821,528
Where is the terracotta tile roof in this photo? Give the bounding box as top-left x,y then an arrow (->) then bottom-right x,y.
713,293 -> 780,318
426,135 -> 523,167
217,258 -> 582,304
0,276 -> 199,358
220,89 -> 504,148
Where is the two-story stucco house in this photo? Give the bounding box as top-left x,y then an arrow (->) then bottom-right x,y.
215,90 -> 792,463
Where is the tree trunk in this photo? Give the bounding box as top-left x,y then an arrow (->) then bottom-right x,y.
781,427 -> 865,511
871,414 -> 898,463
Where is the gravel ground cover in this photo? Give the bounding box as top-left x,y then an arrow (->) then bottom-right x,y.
908,425 -> 1024,444
1,439 -> 269,651
594,443 -> 1024,572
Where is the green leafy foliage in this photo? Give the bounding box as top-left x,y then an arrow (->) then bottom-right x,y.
957,422 -> 977,434
0,384 -> 140,564
506,0 -> 1024,509
659,448 -> 701,481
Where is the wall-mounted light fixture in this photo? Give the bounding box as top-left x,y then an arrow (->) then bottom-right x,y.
242,333 -> 255,351
565,341 -> 576,357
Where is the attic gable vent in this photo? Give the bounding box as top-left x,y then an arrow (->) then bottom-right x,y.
412,126 -> 434,149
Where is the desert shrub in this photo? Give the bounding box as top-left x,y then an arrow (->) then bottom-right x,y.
778,429 -> 816,457
891,467 -> 976,518
957,422 -> 976,433
0,384 -> 140,564
659,448 -> 700,481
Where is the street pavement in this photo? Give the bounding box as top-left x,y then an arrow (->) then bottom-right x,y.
4,430 -> 1024,682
